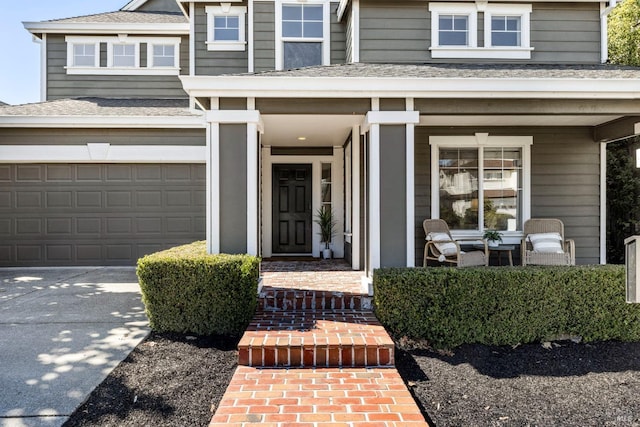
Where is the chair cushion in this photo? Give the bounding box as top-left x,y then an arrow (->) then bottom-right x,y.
428,232 -> 458,256
528,232 -> 564,253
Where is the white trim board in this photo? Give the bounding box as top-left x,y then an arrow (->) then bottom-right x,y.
180,75 -> 640,99
24,22 -> 189,37
0,115 -> 205,128
0,144 -> 206,163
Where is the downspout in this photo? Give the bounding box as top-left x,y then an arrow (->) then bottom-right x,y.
601,0 -> 619,63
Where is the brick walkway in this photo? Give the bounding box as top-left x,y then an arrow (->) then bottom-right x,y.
209,259 -> 429,427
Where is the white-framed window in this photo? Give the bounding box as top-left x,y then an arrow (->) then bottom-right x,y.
149,43 -> 177,68
65,36 -> 181,75
430,134 -> 532,239
206,5 -> 247,51
110,42 -> 137,68
275,0 -> 330,70
71,43 -> 99,67
484,4 -> 532,55
429,3 -> 533,59
429,3 -> 478,51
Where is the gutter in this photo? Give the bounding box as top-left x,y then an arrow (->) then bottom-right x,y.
601,0 -> 619,63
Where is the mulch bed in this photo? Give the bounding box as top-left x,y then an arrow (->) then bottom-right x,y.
64,334 -> 640,426
397,341 -> 640,427
63,332 -> 238,427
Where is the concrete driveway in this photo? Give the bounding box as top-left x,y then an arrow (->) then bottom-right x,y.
0,267 -> 149,427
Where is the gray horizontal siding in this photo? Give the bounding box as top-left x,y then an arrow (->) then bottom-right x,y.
194,2 -> 248,75
137,0 -> 181,12
330,2 -> 347,65
254,2 -> 276,72
0,128 -> 205,146
47,35 -> 188,100
360,1 -> 430,63
414,126 -> 601,266
358,1 -> 601,64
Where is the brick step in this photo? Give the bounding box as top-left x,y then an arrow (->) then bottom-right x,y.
258,288 -> 372,312
238,310 -> 394,368
209,366 -> 429,426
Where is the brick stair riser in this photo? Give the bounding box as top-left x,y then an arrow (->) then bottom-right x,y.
238,344 -> 394,368
258,291 -> 372,312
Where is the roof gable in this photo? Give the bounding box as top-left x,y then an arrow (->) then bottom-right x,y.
122,0 -> 181,13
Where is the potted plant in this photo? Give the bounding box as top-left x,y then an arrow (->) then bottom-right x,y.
483,229 -> 503,248
315,206 -> 336,259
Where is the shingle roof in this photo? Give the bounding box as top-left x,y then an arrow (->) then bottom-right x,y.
0,98 -> 197,117
43,11 -> 186,24
244,62 -> 640,80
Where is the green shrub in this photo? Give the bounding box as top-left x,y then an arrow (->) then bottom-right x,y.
136,241 -> 260,336
374,265 -> 640,349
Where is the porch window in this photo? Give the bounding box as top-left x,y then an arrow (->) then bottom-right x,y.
277,1 -> 330,70
430,135 -> 532,236
206,5 -> 247,51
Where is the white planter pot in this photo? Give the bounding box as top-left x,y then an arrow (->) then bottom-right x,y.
323,248 -> 333,259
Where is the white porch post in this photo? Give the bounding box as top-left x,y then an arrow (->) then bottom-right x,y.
362,109 -> 420,271
247,98 -> 259,256
351,125 -> 361,270
206,107 -> 263,255
406,98 -> 415,267
207,120 -> 221,254
369,123 -> 381,272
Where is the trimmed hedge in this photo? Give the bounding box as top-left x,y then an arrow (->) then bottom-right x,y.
136,241 -> 260,336
374,265 -> 640,349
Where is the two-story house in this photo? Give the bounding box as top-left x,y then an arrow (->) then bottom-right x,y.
0,0 -> 638,275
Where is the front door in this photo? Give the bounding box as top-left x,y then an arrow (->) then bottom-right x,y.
272,164 -> 312,254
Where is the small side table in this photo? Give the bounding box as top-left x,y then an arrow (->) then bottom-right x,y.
473,244 -> 515,266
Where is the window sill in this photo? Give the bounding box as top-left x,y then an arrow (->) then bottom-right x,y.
206,41 -> 247,52
430,47 -> 534,60
65,67 -> 180,76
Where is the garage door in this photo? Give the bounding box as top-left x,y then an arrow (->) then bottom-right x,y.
0,164 -> 205,266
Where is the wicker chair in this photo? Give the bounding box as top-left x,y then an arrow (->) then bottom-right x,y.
521,218 -> 575,266
423,219 -> 488,267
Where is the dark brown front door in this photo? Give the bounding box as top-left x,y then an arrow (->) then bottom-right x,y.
272,164 -> 312,253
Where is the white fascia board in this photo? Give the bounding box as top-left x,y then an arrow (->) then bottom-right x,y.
0,145 -> 206,163
179,75 -> 640,99
23,22 -> 189,36
0,115 -> 205,129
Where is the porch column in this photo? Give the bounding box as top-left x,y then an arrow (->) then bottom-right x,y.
205,108 -> 263,255
362,109 -> 419,270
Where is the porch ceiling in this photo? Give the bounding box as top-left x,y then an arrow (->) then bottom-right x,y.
261,115 -> 363,147
260,114 -> 623,147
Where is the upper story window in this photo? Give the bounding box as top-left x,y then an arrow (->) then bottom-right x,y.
438,13 -> 474,47
72,43 -> 98,67
110,43 -> 137,68
276,0 -> 330,70
66,36 -> 181,75
206,5 -> 247,51
150,44 -> 177,67
429,3 -> 532,59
